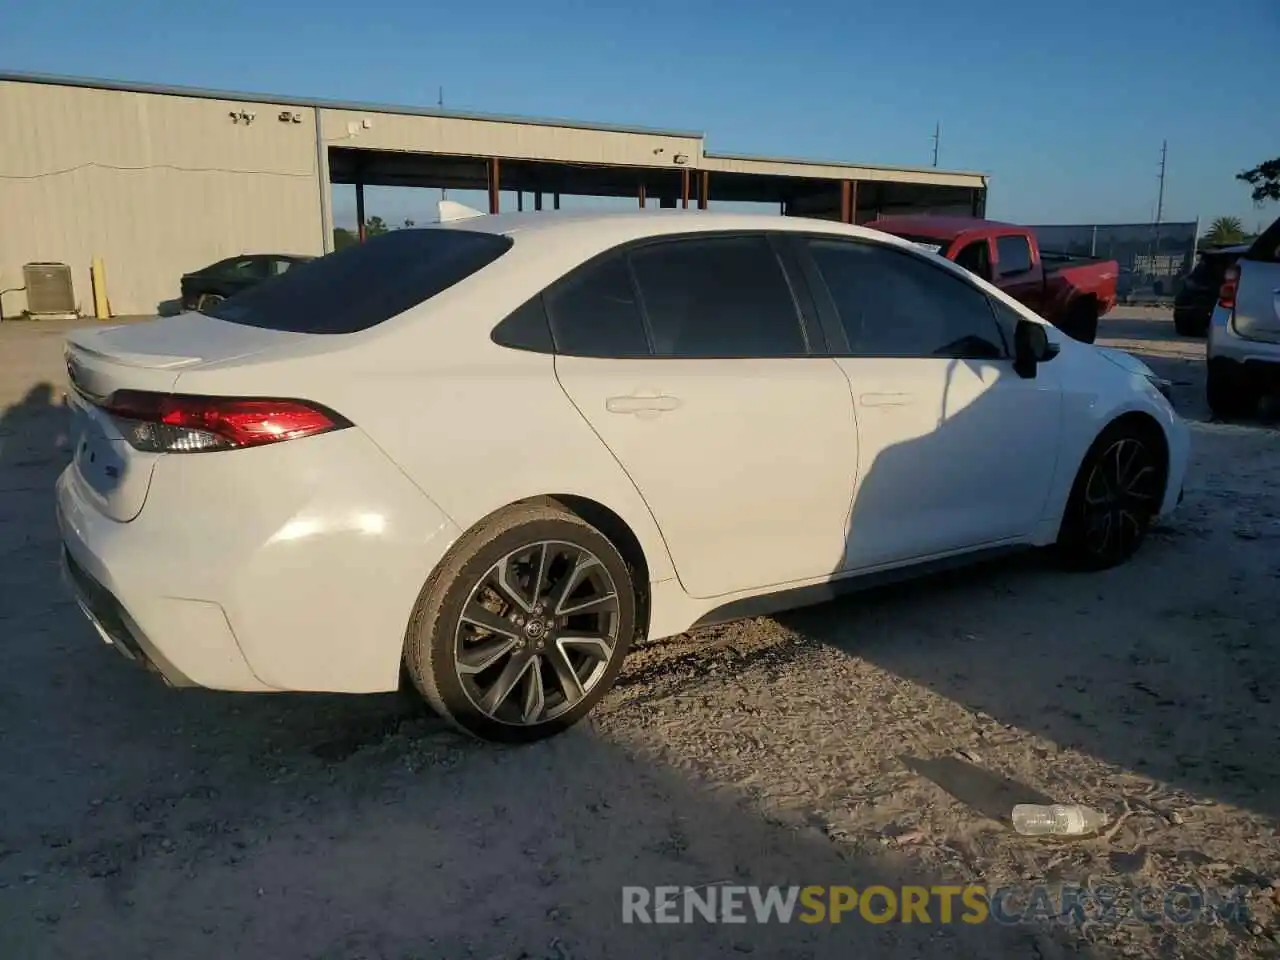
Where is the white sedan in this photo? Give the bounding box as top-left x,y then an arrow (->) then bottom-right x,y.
56,207 -> 1189,742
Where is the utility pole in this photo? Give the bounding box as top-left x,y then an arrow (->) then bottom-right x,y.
438,86 -> 447,202
1155,139 -> 1167,225
931,122 -> 940,168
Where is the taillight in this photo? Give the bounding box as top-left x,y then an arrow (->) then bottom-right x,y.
1218,265 -> 1239,310
99,391 -> 349,453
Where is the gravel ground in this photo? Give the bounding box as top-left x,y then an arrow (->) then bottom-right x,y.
1,309 -> 1278,960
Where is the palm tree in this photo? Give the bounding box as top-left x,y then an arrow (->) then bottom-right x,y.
1203,216 -> 1246,247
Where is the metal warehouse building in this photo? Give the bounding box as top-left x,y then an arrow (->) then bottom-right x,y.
0,71 -> 989,318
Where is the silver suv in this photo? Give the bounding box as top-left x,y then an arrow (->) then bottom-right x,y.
1207,215 -> 1280,418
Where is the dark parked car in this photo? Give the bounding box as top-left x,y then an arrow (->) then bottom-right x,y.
180,253 -> 315,312
1174,244 -> 1250,337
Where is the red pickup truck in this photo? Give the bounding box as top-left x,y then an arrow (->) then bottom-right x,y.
866,215 -> 1119,344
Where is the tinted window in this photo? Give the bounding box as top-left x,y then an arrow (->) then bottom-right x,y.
805,239 -> 1006,359
628,236 -> 806,358
986,298 -> 1023,354
953,240 -> 992,280
205,257 -> 263,279
545,254 -> 650,357
205,228 -> 513,334
492,294 -> 554,353
1244,216 -> 1280,263
995,235 -> 1033,276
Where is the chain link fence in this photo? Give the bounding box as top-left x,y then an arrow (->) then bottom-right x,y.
1028,221 -> 1199,305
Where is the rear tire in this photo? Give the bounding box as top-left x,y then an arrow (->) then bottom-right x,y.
403,503 -> 638,743
1055,420 -> 1167,571
1206,361 -> 1257,420
196,293 -> 224,311
1173,313 -> 1206,338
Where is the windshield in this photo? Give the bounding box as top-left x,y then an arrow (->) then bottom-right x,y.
203,228 -> 514,334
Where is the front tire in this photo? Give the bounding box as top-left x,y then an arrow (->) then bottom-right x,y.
1055,421 -> 1166,571
404,503 -> 637,742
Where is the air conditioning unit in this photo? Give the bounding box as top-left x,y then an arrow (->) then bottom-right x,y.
23,262 -> 79,320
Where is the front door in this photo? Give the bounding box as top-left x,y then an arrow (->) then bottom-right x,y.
549,235 -> 859,599
796,235 -> 1062,570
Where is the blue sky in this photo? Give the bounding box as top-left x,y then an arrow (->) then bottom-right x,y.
3,0 -> 1277,231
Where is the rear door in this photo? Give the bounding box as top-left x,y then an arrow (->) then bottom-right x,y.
552,233 -> 859,600
1232,219 -> 1280,343
794,235 -> 1062,570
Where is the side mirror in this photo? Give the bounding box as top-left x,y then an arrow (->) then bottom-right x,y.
1013,318 -> 1059,378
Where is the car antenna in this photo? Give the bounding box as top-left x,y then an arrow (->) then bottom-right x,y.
437,200 -> 486,223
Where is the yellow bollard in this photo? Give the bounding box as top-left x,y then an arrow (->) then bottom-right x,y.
91,257 -> 111,320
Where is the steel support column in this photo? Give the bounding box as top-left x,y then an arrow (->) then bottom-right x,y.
356,178 -> 367,241
487,158 -> 500,214
517,191 -> 523,212
840,180 -> 857,224
313,112 -> 335,253
681,169 -> 690,209
698,171 -> 709,210
535,191 -> 543,211
553,192 -> 560,210
638,180 -> 646,209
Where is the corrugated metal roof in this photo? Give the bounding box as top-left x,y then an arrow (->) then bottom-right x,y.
0,70 -> 705,139
706,150 -> 987,180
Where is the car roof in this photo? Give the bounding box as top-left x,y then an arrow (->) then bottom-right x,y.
1199,243 -> 1251,257
432,208 -> 894,246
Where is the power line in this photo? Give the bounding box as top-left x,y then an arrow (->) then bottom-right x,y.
931,122 -> 940,168
1155,139 -> 1167,225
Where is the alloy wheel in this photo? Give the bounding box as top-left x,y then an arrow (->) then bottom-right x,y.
1081,437 -> 1159,559
453,540 -> 620,726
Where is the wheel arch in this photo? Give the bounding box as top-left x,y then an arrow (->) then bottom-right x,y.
1055,409 -> 1171,539
514,493 -> 653,635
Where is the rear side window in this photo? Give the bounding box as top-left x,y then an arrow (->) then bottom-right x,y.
628,235 -> 807,358
995,235 -> 1033,276
1244,217 -> 1280,264
206,229 -> 513,334
545,254 -> 651,357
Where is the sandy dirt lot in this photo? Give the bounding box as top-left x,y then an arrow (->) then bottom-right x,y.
1,309 -> 1278,959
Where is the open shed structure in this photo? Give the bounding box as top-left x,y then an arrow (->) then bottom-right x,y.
0,71 -> 989,316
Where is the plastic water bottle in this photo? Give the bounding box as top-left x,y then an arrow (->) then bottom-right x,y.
1011,804 -> 1109,837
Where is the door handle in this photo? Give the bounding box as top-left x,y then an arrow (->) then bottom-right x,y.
605,393 -> 682,417
858,392 -> 915,408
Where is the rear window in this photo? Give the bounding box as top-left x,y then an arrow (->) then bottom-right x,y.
205,228 -> 513,334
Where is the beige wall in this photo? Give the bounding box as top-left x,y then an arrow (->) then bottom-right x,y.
320,108 -> 704,170
0,81 -> 324,317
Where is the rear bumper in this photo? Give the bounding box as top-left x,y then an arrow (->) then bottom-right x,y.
55,427 -> 463,694
1208,305 -> 1280,376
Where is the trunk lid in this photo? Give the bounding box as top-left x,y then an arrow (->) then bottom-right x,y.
63,314 -> 311,522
